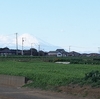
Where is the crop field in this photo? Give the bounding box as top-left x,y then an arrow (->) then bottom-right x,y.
0,57 -> 100,89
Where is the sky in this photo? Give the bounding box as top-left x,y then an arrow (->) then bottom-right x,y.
0,0 -> 100,53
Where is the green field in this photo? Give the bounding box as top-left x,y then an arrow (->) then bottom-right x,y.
0,57 -> 100,89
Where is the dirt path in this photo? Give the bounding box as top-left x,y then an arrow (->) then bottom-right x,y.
0,85 -> 99,99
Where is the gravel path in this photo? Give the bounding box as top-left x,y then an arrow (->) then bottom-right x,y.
0,85 -> 90,99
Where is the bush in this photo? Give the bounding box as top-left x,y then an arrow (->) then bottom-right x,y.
85,70 -> 100,82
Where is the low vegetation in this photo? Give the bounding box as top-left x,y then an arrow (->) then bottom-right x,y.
84,70 -> 100,87
0,56 -> 100,89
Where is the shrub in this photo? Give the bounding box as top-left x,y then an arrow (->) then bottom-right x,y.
85,70 -> 100,82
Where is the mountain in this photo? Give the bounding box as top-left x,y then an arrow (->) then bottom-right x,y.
0,33 -> 62,51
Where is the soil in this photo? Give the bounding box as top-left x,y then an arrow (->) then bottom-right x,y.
58,85 -> 100,99
0,85 -> 100,99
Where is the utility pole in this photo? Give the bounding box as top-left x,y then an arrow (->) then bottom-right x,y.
38,45 -> 40,56
31,43 -> 33,56
15,33 -> 18,55
22,37 -> 24,55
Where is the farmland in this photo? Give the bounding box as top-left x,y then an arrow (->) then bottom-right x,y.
0,56 -> 100,90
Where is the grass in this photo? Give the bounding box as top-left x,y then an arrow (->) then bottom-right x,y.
0,58 -> 100,89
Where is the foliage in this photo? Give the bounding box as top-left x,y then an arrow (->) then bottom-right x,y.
1,56 -> 100,64
85,70 -> 100,82
0,57 -> 100,89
